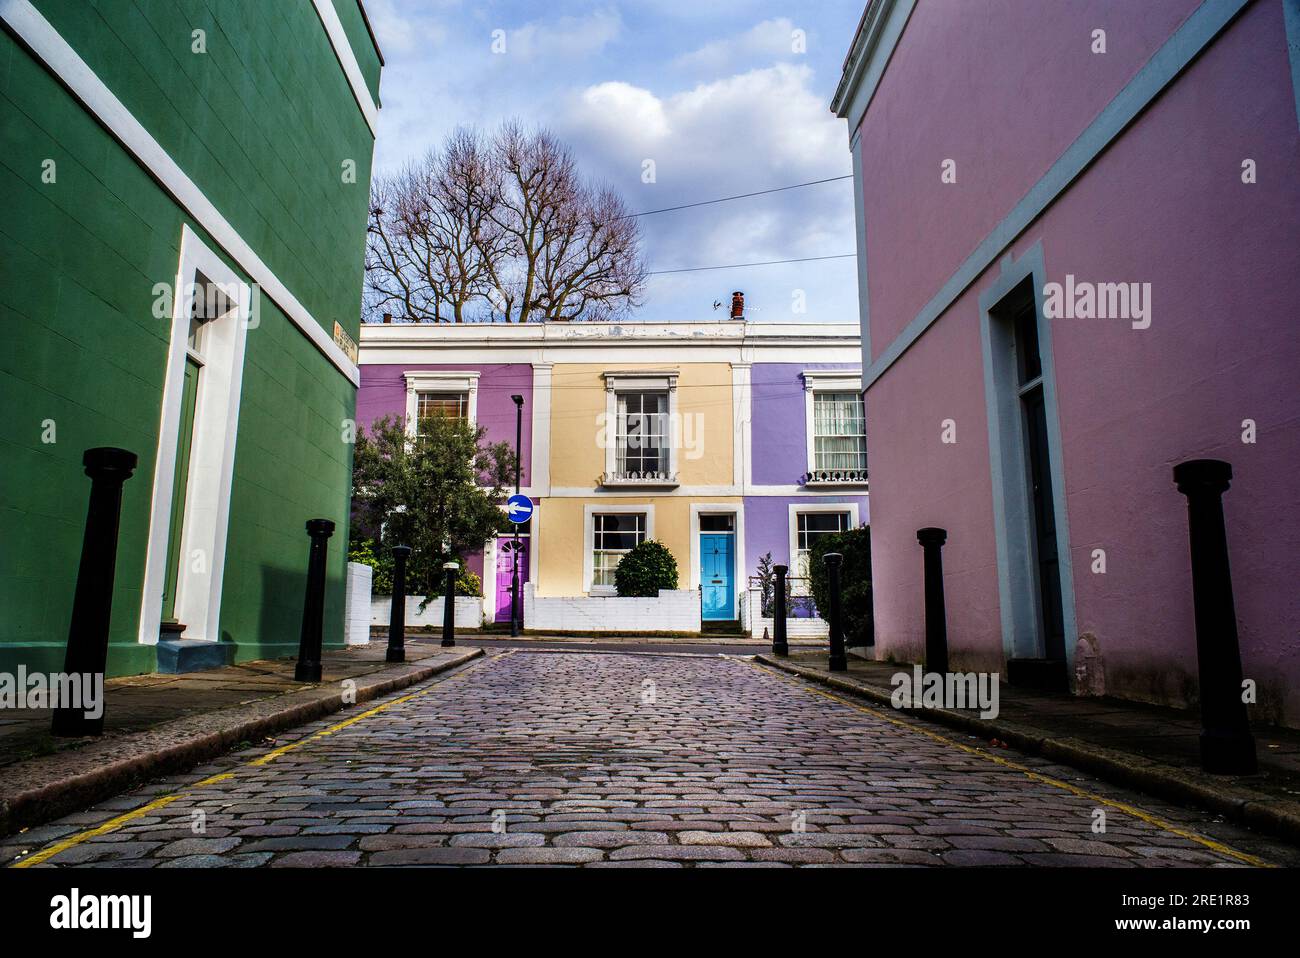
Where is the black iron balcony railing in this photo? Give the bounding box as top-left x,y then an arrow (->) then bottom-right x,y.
803,468 -> 869,486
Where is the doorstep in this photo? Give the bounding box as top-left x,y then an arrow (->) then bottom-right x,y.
155,638 -> 236,673
757,650 -> 1300,846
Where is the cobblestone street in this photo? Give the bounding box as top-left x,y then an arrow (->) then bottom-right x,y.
9,651 -> 1296,868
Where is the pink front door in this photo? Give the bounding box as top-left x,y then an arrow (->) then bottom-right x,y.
494,538 -> 529,623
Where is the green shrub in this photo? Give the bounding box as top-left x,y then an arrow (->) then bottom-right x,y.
348,537 -> 481,597
348,539 -> 392,594
754,551 -> 792,618
614,540 -> 679,597
429,568 -> 483,598
807,525 -> 874,646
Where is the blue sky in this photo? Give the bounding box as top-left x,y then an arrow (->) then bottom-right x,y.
365,0 -> 865,325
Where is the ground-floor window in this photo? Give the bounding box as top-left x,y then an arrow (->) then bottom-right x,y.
795,510 -> 851,577
591,513 -> 647,591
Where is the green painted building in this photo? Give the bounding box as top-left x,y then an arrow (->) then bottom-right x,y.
0,0 -> 382,676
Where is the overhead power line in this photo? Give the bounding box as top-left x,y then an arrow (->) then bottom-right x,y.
624,174 -> 853,219
646,253 -> 856,276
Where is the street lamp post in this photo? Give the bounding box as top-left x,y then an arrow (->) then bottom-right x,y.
510,394 -> 524,638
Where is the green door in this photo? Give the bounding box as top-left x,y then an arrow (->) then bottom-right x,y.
161,357 -> 200,624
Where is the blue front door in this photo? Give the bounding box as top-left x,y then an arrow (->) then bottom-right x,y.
700,533 -> 735,620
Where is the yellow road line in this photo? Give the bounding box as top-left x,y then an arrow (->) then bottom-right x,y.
10,651 -> 501,869
12,795 -> 183,869
741,658 -> 1273,868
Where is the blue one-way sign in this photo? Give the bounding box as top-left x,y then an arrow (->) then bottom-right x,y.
506,494 -> 533,523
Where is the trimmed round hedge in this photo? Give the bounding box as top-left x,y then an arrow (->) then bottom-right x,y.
614,540 -> 679,597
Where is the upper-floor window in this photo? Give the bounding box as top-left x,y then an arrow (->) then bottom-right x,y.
803,371 -> 867,486
812,391 -> 867,471
602,371 -> 678,487
403,371 -> 479,438
417,391 -> 469,432
615,391 -> 667,477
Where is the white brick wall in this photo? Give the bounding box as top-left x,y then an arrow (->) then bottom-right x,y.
344,562 -> 373,645
523,583 -> 701,633
739,588 -> 829,640
371,595 -> 484,630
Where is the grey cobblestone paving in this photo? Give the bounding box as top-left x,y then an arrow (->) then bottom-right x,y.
7,651 -> 1297,867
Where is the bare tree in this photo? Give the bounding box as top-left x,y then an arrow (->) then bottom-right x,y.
535,183 -> 645,322
365,168 -> 435,322
364,121 -> 645,323
365,130 -> 504,323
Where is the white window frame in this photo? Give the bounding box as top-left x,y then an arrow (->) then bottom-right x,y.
138,225 -> 251,645
803,370 -> 867,487
583,504 -> 655,594
601,371 -> 679,488
403,370 -> 479,437
787,502 -> 861,584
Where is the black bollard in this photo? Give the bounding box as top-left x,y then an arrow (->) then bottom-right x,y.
441,561 -> 458,647
824,553 -> 847,671
386,545 -> 410,663
917,528 -> 949,675
294,518 -> 335,682
52,448 -> 138,737
771,564 -> 789,656
1173,460 -> 1256,774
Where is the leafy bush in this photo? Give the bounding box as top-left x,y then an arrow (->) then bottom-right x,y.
614,540 -> 679,597
348,539 -> 392,594
428,568 -> 483,598
754,551 -> 792,618
348,537 -> 481,597
807,525 -> 874,646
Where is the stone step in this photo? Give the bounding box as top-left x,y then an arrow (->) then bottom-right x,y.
155,639 -> 236,674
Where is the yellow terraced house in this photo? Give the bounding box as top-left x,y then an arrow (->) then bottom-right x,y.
356,303 -> 868,636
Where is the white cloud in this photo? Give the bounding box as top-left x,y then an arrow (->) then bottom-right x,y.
575,82 -> 670,144
506,8 -> 622,61
675,17 -> 804,75
560,62 -> 847,215
556,62 -> 857,322
364,0 -> 451,57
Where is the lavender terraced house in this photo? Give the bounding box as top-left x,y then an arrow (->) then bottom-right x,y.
832,0 -> 1300,725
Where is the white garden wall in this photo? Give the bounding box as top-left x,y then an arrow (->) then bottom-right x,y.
523,583 -> 701,633
739,588 -> 830,640
344,562 -> 373,645
371,595 -> 484,630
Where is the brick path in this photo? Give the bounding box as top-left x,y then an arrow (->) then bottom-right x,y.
7,651 -> 1296,867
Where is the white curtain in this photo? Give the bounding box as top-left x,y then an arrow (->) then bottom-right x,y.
813,392 -> 866,471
